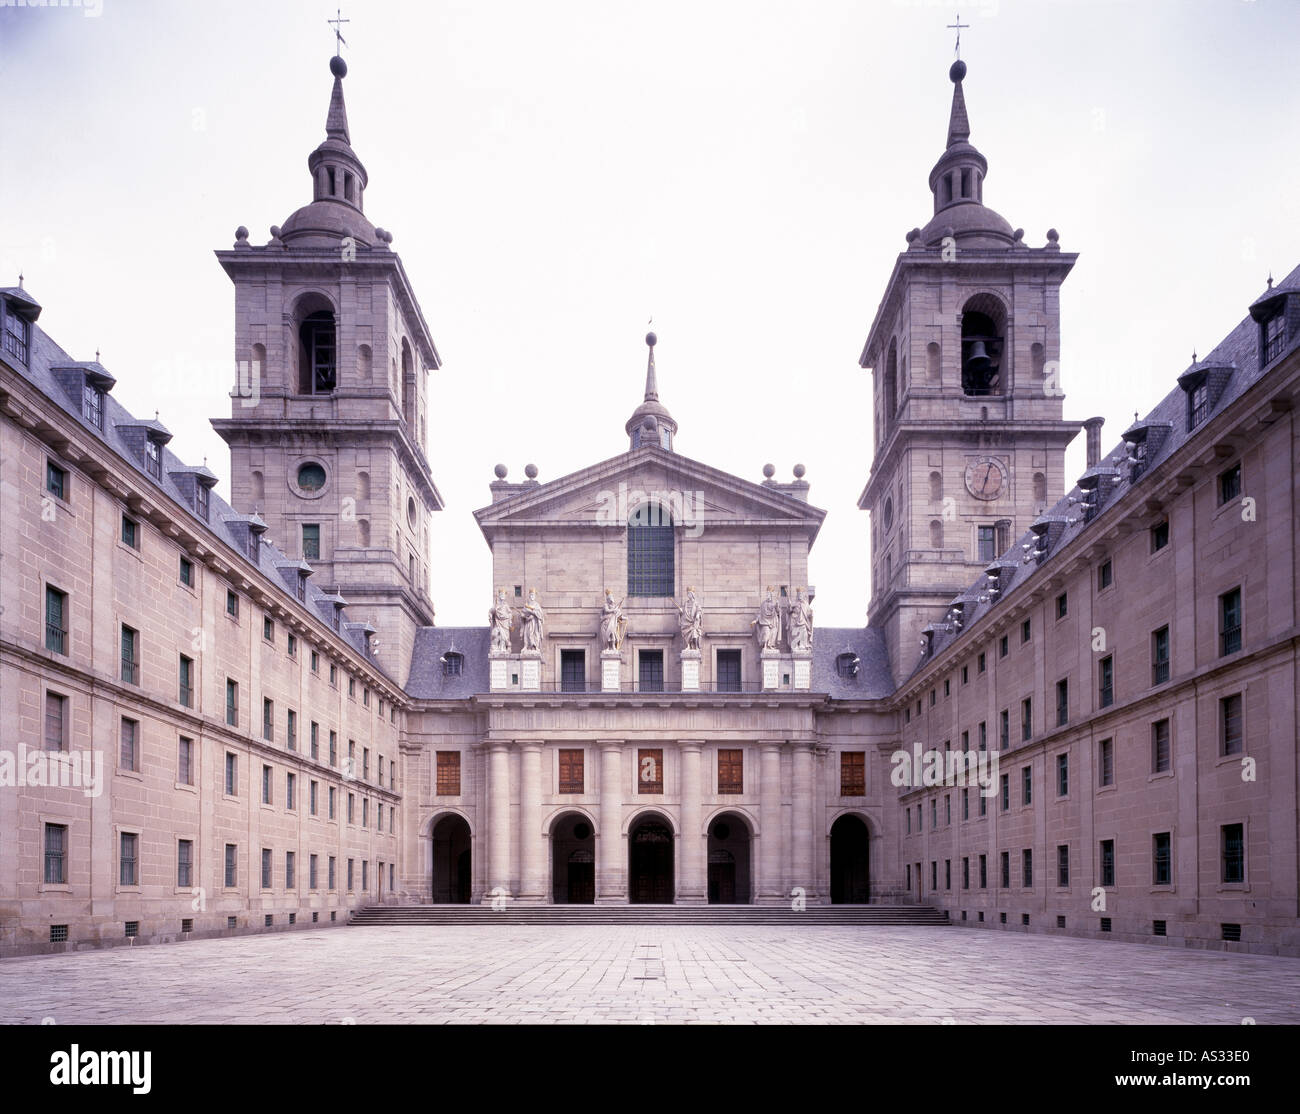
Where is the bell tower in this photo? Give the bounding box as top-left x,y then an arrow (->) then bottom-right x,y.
859,57 -> 1082,685
212,53 -> 443,678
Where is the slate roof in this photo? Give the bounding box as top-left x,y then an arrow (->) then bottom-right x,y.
812,626 -> 895,699
5,304 -> 386,674
915,263 -> 1300,675
406,627 -> 491,699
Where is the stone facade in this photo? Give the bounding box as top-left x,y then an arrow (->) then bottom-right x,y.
0,52 -> 1297,958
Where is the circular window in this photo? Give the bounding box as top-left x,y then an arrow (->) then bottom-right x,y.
573,822 -> 591,841
407,496 -> 417,528
297,462 -> 327,492
882,496 -> 894,531
713,822 -> 731,841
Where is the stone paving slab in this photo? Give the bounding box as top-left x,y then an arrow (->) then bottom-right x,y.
0,925 -> 1297,1025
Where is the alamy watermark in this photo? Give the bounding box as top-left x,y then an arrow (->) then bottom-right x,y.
0,745 -> 104,798
889,743 -> 999,797
595,482 -> 705,538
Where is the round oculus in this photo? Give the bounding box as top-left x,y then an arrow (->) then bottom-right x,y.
297,462 -> 327,491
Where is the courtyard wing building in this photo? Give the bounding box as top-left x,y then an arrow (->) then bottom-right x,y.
2,56 -> 1298,956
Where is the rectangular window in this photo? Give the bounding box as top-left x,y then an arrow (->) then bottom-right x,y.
119,718 -> 139,772
224,751 -> 237,795
1098,655 -> 1114,708
1000,851 -> 1010,889
328,856 -> 337,890
638,748 -> 664,794
1021,618 -> 1031,643
3,305 -> 30,363
120,832 -> 139,886
931,862 -> 937,891
44,823 -> 67,885
1147,625 -> 1170,687
347,793 -> 355,824
558,749 -> 584,794
300,523 -> 321,561
999,773 -> 1009,812
329,786 -> 336,819
226,678 -> 238,726
263,698 -> 274,742
178,736 -> 194,785
1150,519 -> 1169,552
263,616 -> 274,643
1055,592 -> 1068,620
178,839 -> 193,888
840,752 -> 865,796
1220,693 -> 1243,756
978,854 -> 987,889
82,382 -> 103,429
1153,832 -> 1171,886
362,861 -> 369,891
1098,559 -> 1112,590
638,650 -> 664,693
310,779 -> 318,815
436,751 -> 461,796
311,650 -> 320,673
310,721 -> 319,761
1219,588 -> 1242,656
979,788 -> 986,817
177,653 -> 194,708
46,459 -> 68,501
286,851 -> 295,889
261,848 -> 273,889
309,854 -> 319,890
715,649 -> 742,692
1057,844 -> 1069,887
1021,765 -> 1032,806
1055,678 -> 1068,727
262,764 -> 273,805
226,589 -> 239,619
718,748 -> 743,794
347,859 -> 355,891
287,709 -> 297,751
931,799 -> 937,829
962,857 -> 970,889
1021,697 -> 1032,741
329,731 -> 338,767
329,664 -> 337,686
363,747 -> 370,780
1099,839 -> 1115,887
945,860 -> 951,890
120,624 -> 138,685
348,678 -> 355,699
146,437 -> 162,480
977,651 -> 986,674
1098,738 -> 1114,787
121,514 -> 139,549
999,709 -> 1009,750
45,585 -> 68,655
945,795 -> 951,825
1022,848 -> 1033,888
224,843 -> 237,887
286,772 -> 296,810
1221,823 -> 1244,884
978,721 -> 986,751
1151,718 -> 1171,774
1056,753 -> 1069,797
44,690 -> 66,752
961,789 -> 968,820
976,525 -> 996,562
195,482 -> 210,521
1218,463 -> 1241,505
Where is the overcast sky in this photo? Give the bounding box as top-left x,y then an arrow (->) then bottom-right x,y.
3,0 -> 1298,628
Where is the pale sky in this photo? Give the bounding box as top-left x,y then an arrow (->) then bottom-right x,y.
3,0 -> 1298,628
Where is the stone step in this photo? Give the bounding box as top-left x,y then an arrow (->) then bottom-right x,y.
348,904 -> 950,927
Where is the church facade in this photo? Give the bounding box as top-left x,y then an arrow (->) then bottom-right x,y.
1,52 -> 1297,957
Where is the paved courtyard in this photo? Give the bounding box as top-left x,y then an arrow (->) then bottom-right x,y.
2,924 -> 1298,1024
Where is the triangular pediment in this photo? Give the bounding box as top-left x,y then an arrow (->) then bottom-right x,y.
474,447 -> 825,541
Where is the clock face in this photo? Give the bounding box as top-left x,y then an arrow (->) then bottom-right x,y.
964,457 -> 1007,501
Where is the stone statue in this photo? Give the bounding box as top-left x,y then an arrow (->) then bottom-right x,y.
518,588 -> 545,653
752,587 -> 781,651
677,587 -> 703,651
788,586 -> 813,653
489,588 -> 512,654
600,589 -> 628,651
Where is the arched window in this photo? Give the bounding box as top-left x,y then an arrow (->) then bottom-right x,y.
929,471 -> 943,502
357,343 -> 372,382
960,293 -> 1007,397
930,519 -> 944,550
1033,472 -> 1047,504
400,339 -> 416,428
295,294 -> 336,395
883,339 -> 899,420
627,502 -> 674,597
927,341 -> 941,381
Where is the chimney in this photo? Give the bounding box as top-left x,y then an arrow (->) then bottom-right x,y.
1083,416 -> 1104,468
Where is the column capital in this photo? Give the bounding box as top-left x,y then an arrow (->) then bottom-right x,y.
514,739 -> 544,752
596,739 -> 625,752
486,739 -> 513,754
677,739 -> 705,752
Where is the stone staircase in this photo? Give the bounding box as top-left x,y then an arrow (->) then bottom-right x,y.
349,903 -> 950,927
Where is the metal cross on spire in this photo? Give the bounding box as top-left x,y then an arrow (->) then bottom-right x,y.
328,8 -> 350,56
948,12 -> 969,58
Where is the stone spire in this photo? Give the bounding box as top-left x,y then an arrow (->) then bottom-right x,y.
625,331 -> 677,452
326,55 -> 351,144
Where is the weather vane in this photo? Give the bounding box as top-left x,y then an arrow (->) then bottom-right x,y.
948,12 -> 969,58
329,8 -> 350,56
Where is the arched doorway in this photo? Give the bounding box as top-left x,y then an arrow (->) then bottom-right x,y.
628,813 -> 674,904
551,813 -> 596,904
707,813 -> 752,904
431,815 -> 471,903
830,815 -> 871,904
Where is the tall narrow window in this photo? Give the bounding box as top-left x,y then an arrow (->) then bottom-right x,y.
1099,738 -> 1115,787
302,524 -> 321,561
716,649 -> 742,693
1098,655 -> 1114,708
436,751 -> 461,796
1219,588 -> 1242,656
178,840 -> 194,888
45,823 -> 67,884
179,654 -> 194,707
1151,625 -> 1170,685
717,748 -> 743,794
1152,832 -> 1171,886
82,382 -> 104,429
120,832 -> 139,886
1099,839 -> 1115,887
558,749 -> 584,794
145,437 -> 162,480
46,460 -> 67,501
1055,679 -> 1069,726
840,751 -> 866,796
226,679 -> 238,726
638,650 -> 664,693
44,691 -> 66,752
120,624 -> 138,684
225,843 -> 237,887
1151,719 -> 1171,773
560,650 -> 586,693
1220,693 -> 1243,756
627,502 -> 674,596
119,718 -> 139,772
298,310 -> 337,394
977,525 -> 996,562
1057,844 -> 1069,887
178,736 -> 194,785
1221,824 -> 1244,884
196,482 -> 210,521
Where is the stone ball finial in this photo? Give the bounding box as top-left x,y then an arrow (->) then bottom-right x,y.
1012,228 -> 1024,242
1046,228 -> 1059,243
493,463 -> 508,479
524,463 -> 538,479
235,226 -> 248,241
793,463 -> 806,479
762,463 -> 776,479
646,331 -> 657,347
330,55 -> 348,78
905,228 -> 921,244
950,59 -> 967,83
269,225 -> 282,239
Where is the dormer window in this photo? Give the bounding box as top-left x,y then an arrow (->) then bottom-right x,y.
1263,310 -> 1287,366
196,482 -> 210,521
145,437 -> 162,480
442,651 -> 464,677
3,306 -> 29,364
82,382 -> 104,429
248,530 -> 260,562
835,652 -> 860,679
296,573 -> 307,603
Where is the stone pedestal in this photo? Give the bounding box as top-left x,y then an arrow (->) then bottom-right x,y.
489,655 -> 510,692
600,649 -> 622,692
679,648 -> 701,692
792,652 -> 812,691
519,652 -> 540,692
760,649 -> 781,690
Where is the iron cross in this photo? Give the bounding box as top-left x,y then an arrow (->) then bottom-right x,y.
329,8 -> 350,55
948,13 -> 969,57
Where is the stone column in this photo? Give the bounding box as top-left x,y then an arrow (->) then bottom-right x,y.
792,741 -> 815,900
678,741 -> 706,904
482,741 -> 512,903
596,741 -> 625,903
518,741 -> 545,903
758,742 -> 783,904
